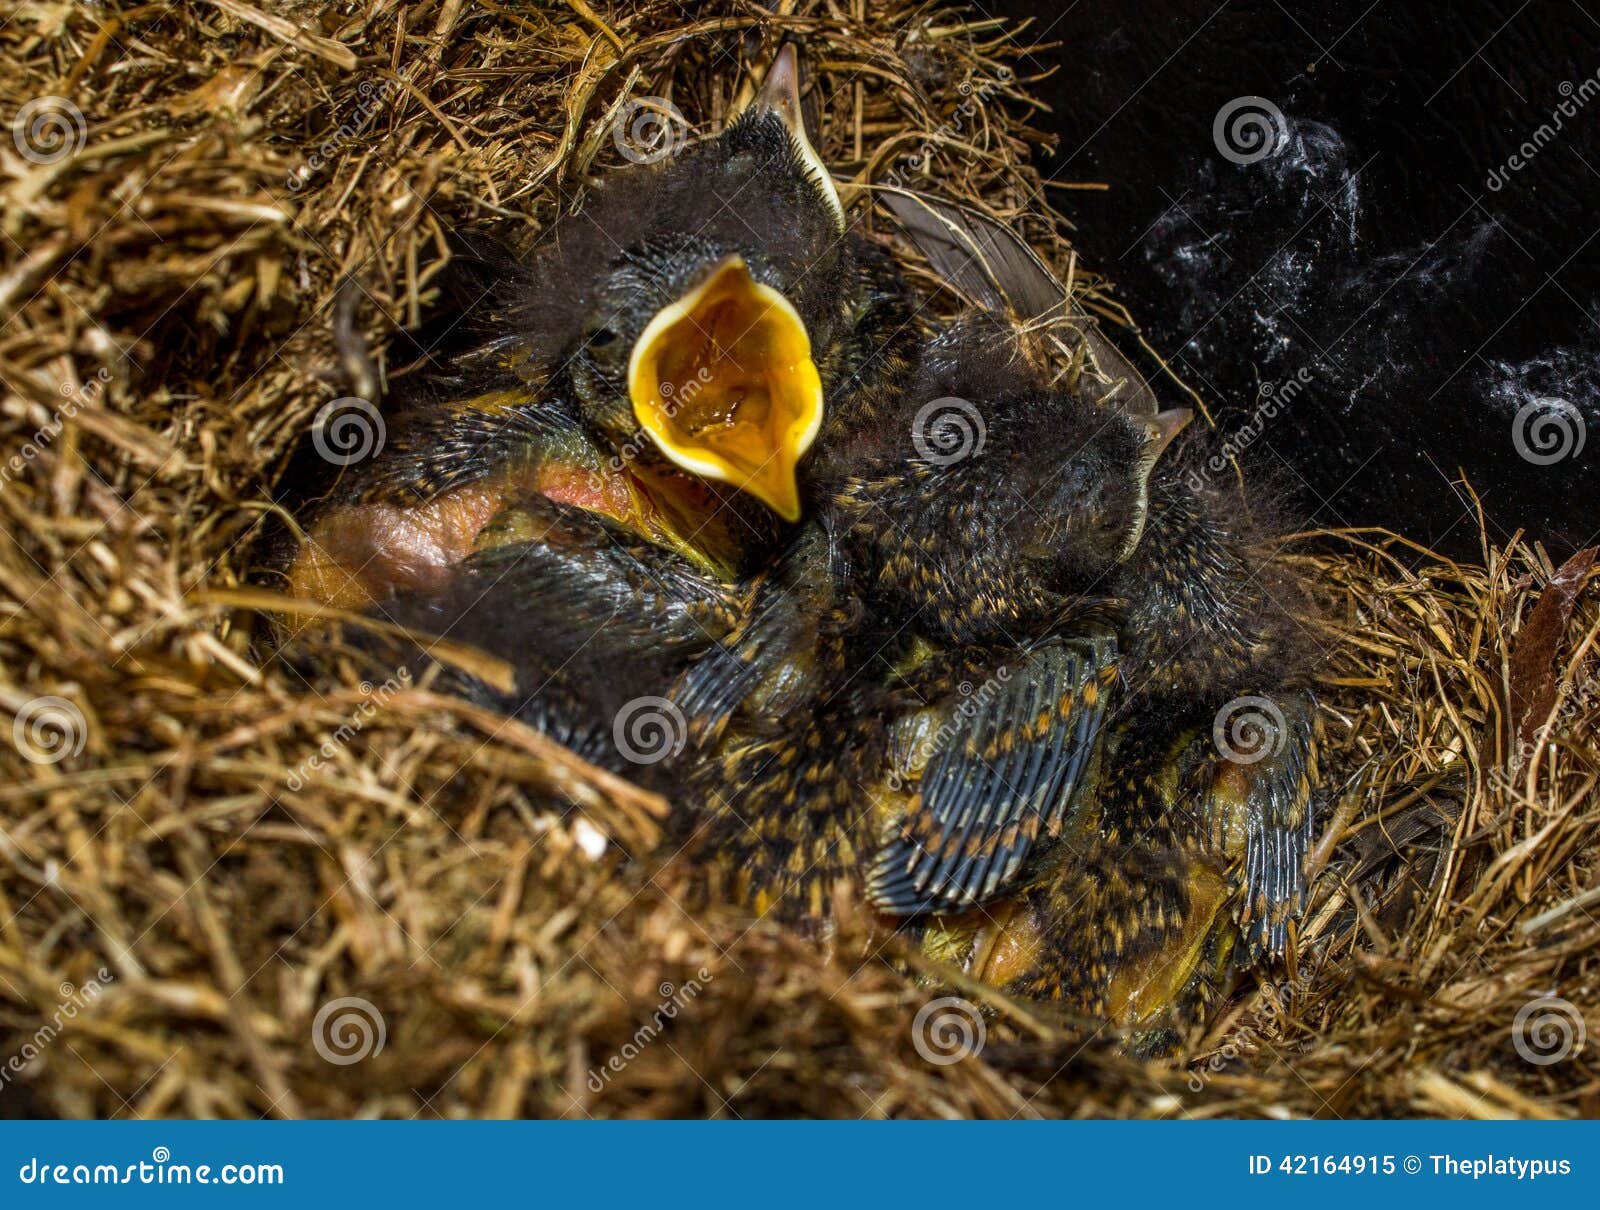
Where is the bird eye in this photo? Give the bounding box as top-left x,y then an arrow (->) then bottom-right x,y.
588,328 -> 618,349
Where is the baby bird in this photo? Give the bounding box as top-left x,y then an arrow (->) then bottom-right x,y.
674,318 -> 1189,923
854,192 -> 1321,1029
675,311 -> 1319,1036
937,449 -> 1321,1038
284,45 -> 918,618
366,492 -> 749,772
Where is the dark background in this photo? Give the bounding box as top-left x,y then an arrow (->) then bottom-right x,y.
983,0 -> 1598,557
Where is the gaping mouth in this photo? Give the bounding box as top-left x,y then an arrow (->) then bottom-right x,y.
627,255 -> 822,522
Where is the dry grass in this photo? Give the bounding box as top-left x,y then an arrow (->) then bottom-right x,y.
0,0 -> 1595,1119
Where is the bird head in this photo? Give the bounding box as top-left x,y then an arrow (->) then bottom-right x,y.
526,46 -> 848,522
1022,404 -> 1193,586
893,315 -> 1195,591
885,388 -> 1192,603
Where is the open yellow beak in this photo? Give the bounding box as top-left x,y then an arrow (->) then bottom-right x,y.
627,255 -> 822,522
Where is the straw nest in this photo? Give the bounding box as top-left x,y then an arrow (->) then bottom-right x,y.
1,0 -> 1595,1119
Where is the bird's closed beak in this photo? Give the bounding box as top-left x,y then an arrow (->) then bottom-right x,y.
742,44 -> 844,231
627,255 -> 823,522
